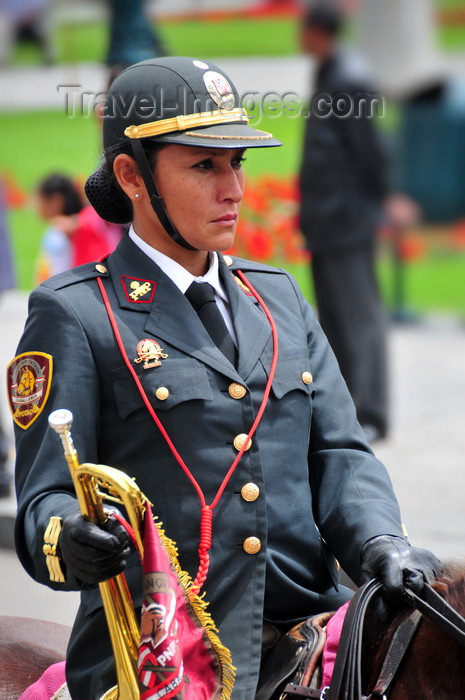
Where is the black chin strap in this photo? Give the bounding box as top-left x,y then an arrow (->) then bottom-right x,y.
130,138 -> 196,250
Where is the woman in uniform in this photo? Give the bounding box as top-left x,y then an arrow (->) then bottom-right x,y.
10,57 -> 440,699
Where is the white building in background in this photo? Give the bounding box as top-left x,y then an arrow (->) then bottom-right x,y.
354,0 -> 448,99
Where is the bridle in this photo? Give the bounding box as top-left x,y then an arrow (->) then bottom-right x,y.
365,583 -> 465,700
283,577 -> 465,700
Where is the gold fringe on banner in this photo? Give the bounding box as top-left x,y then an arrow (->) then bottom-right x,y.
152,516 -> 236,700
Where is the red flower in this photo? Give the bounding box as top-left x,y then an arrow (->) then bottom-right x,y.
231,174 -> 308,265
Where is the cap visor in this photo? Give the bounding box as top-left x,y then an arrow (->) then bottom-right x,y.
150,122 -> 282,148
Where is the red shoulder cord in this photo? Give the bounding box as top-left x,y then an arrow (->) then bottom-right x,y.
97,269 -> 278,595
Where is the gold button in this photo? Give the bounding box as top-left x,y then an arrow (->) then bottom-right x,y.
155,386 -> 170,400
301,371 -> 313,385
243,537 -> 261,554
223,255 -> 233,267
95,264 -> 107,274
241,483 -> 260,502
233,433 -> 252,451
228,382 -> 247,399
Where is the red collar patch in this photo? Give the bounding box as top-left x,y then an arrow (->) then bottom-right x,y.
7,352 -> 53,430
121,276 -> 156,304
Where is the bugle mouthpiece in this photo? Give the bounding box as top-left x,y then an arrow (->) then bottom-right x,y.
48,409 -> 73,434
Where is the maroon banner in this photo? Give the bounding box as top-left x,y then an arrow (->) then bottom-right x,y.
138,506 -> 234,699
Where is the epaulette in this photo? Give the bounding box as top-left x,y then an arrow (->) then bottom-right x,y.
42,262 -> 109,291
221,254 -> 287,276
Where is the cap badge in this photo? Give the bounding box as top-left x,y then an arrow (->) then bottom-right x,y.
203,71 -> 235,110
121,276 -> 155,304
134,339 -> 168,370
7,352 -> 53,429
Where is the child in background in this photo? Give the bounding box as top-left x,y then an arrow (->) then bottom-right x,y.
35,173 -> 123,283
35,174 -> 80,283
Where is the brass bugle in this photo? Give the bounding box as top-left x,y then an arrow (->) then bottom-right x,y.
49,408 -> 148,700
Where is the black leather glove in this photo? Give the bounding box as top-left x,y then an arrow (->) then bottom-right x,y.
59,512 -> 131,584
360,535 -> 442,602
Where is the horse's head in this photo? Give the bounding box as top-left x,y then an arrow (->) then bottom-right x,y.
362,562 -> 465,700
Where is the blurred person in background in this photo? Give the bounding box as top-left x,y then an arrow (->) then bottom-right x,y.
34,173 -> 123,284
0,178 -> 16,497
106,0 -> 168,75
298,1 -> 390,443
0,0 -> 53,65
34,174 -> 80,283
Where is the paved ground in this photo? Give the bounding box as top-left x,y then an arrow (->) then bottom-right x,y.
1,288 -> 465,624
0,55 -> 314,111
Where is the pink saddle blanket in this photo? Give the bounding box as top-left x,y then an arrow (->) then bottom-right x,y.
18,660 -> 66,700
321,600 -> 349,689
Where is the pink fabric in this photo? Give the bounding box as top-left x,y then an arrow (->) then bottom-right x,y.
18,661 -> 66,699
321,601 -> 349,689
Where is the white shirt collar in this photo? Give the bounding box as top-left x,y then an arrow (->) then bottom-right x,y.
128,225 -> 228,302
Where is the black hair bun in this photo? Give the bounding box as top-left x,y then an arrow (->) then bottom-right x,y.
84,165 -> 132,225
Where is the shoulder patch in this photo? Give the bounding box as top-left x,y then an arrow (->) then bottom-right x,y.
7,352 -> 53,429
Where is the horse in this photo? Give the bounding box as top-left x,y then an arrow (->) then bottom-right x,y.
2,564 -> 465,700
0,616 -> 69,700
360,562 -> 465,699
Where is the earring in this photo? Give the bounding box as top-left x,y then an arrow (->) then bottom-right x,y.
135,193 -> 140,200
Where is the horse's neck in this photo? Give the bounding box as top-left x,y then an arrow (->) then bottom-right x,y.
363,566 -> 465,700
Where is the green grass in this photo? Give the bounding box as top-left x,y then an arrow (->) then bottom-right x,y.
289,254 -> 465,317
378,253 -> 465,316
149,17 -> 300,59
438,25 -> 465,51
2,111 -> 100,192
2,109 -> 101,290
12,16 -> 302,66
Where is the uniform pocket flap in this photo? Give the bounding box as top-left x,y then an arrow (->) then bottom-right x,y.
263,348 -> 314,400
111,359 -> 214,419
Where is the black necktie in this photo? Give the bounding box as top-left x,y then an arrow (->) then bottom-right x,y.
185,282 -> 237,366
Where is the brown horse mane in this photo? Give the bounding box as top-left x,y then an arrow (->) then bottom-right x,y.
362,562 -> 465,699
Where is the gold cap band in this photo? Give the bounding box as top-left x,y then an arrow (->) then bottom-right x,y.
185,130 -> 274,141
124,108 -> 249,139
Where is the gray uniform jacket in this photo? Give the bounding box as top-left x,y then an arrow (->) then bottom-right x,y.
13,234 -> 403,699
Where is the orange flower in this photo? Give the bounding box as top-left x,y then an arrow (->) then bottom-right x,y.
231,174 -> 307,265
398,234 -> 426,261
2,173 -> 27,208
